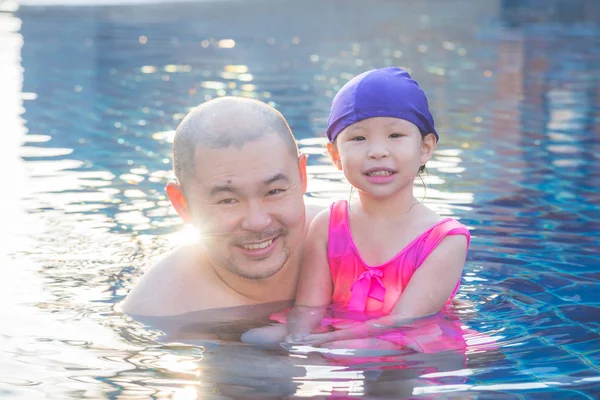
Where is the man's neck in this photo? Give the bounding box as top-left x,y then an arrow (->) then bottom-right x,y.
208,253 -> 301,305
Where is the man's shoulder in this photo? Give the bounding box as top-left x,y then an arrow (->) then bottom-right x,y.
121,245 -> 215,317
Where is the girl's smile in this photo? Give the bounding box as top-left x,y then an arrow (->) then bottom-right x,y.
363,167 -> 397,184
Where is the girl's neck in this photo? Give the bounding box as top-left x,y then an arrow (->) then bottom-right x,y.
355,186 -> 418,219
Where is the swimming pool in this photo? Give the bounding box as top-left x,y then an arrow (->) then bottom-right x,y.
2,0 -> 599,398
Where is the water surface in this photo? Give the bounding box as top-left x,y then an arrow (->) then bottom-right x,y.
1,0 -> 600,398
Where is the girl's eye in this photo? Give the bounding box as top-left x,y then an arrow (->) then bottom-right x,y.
267,189 -> 285,196
350,136 -> 366,141
389,133 -> 403,138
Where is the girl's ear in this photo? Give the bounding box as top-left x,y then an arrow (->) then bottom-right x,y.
327,142 -> 343,170
420,133 -> 437,165
166,182 -> 191,223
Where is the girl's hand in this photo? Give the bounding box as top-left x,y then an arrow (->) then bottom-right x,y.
283,333 -> 309,344
295,332 -> 335,347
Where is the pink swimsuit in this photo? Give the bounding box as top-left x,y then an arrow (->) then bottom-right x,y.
270,200 -> 481,354
324,200 -> 478,356
328,200 -> 471,315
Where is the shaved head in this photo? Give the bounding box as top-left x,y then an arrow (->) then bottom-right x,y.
173,97 -> 298,185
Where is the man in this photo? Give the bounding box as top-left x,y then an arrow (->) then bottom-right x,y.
122,97 -> 319,318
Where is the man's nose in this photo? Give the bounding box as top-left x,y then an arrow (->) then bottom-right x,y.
241,200 -> 272,232
367,142 -> 389,159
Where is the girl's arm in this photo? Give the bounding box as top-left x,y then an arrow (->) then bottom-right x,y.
286,209 -> 333,342
300,234 -> 468,345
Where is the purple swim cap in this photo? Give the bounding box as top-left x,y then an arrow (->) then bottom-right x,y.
326,67 -> 438,143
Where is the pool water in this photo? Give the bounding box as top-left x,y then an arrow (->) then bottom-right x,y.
2,0 -> 600,398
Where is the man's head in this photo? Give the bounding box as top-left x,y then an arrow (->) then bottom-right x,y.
166,97 -> 307,280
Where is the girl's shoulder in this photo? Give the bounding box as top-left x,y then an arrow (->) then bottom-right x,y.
306,200 -> 347,240
410,203 -> 446,225
414,207 -> 471,250
414,203 -> 468,224
302,207 -> 332,247
305,203 -> 326,229
308,206 -> 333,233
406,205 -> 469,241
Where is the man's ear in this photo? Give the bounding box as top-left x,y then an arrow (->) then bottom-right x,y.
420,133 -> 437,165
166,182 -> 191,223
327,142 -> 342,170
298,153 -> 308,194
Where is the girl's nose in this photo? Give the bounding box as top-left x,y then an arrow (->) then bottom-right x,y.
367,143 -> 389,159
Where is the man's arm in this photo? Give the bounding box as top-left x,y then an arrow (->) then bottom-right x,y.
120,254 -> 181,316
121,246 -> 210,317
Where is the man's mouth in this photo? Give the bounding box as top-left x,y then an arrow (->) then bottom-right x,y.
240,239 -> 274,251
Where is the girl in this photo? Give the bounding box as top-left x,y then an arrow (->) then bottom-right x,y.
242,67 -> 470,350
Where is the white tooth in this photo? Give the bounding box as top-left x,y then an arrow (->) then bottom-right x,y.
368,170 -> 392,177
242,239 -> 273,250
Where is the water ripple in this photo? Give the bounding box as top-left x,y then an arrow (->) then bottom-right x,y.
1,0 -> 599,398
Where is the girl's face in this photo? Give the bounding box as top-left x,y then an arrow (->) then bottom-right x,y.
327,117 -> 436,199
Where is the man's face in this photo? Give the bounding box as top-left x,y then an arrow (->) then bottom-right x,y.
182,135 -> 307,280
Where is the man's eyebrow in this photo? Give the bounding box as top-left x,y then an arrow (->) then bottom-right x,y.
264,172 -> 291,186
209,183 -> 240,197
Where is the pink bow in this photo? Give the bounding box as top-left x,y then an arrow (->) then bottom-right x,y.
347,268 -> 386,312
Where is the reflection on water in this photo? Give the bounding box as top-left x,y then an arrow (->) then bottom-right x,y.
1,0 -> 599,398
